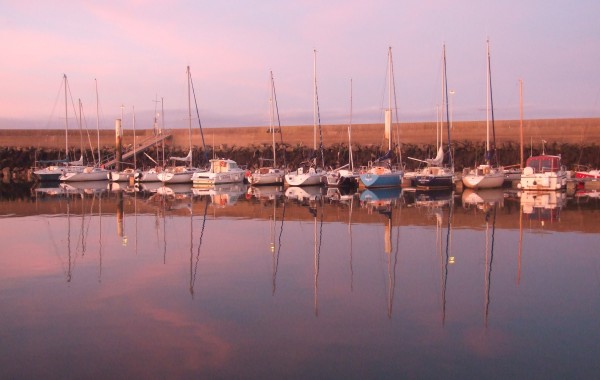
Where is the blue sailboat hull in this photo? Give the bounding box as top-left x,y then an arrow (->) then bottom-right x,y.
359,172 -> 402,188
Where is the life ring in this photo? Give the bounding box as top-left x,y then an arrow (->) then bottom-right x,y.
245,170 -> 252,177
219,160 -> 226,167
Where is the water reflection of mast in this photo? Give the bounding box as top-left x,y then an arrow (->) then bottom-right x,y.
190,197 -> 210,298
272,198 -> 286,295
98,189 -> 103,283
66,195 -> 73,282
348,196 -> 354,292
311,196 -> 324,317
517,201 -> 523,285
377,198 -> 398,319
484,203 -> 497,327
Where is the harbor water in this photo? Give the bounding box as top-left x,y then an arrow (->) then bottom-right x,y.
1,182 -> 599,378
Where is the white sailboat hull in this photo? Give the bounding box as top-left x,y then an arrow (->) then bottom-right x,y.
248,168 -> 284,186
285,169 -> 324,187
462,171 -> 504,189
60,167 -> 109,182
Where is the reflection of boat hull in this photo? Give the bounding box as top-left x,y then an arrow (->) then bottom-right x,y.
60,180 -> 108,194
359,187 -> 401,202
285,186 -> 322,201
462,188 -> 504,208
520,191 -> 566,222
193,183 -> 247,207
247,185 -> 284,200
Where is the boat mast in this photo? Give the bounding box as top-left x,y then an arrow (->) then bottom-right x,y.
95,79 -> 101,166
519,79 -> 524,170
64,74 -> 69,160
133,105 -> 136,171
186,66 -> 192,168
78,99 -> 83,163
161,98 -> 165,166
487,39 -> 498,166
313,50 -> 317,151
443,44 -> 452,169
486,40 -> 491,162
270,71 -> 276,167
349,78 -> 354,172
385,47 -> 393,152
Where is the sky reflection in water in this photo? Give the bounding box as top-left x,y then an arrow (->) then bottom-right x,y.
0,185 -> 599,378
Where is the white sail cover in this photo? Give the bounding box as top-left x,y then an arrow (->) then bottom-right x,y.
169,150 -> 192,162
69,155 -> 84,166
425,146 -> 444,166
384,109 -> 391,141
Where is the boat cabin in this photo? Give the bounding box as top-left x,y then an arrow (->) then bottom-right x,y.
210,159 -> 238,173
525,155 -> 562,173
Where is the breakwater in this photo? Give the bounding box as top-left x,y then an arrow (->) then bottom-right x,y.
1,118 -> 599,182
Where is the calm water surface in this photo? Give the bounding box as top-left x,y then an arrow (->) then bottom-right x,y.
1,183 -> 599,379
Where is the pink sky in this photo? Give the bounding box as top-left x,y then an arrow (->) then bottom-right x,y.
1,0 -> 599,129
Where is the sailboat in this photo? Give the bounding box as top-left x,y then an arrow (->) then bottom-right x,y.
110,106 -> 141,182
33,74 -> 85,181
60,79 -> 110,182
248,71 -> 285,186
462,40 -> 504,189
284,50 -> 326,187
411,45 -> 454,190
359,47 -> 403,188
326,79 -> 359,188
158,66 -> 200,184
138,98 -> 166,182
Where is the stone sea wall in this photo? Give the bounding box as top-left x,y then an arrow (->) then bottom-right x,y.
1,118 -> 599,182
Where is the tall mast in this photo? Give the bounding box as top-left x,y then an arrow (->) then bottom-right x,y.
349,78 -> 354,172
486,40 -> 491,158
95,79 -> 101,166
161,97 -> 165,166
78,99 -> 83,162
187,66 -> 192,159
384,47 -> 393,152
133,105 -> 136,171
313,50 -> 317,151
443,44 -> 452,169
270,71 -> 276,166
64,74 -> 69,159
519,79 -> 524,170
